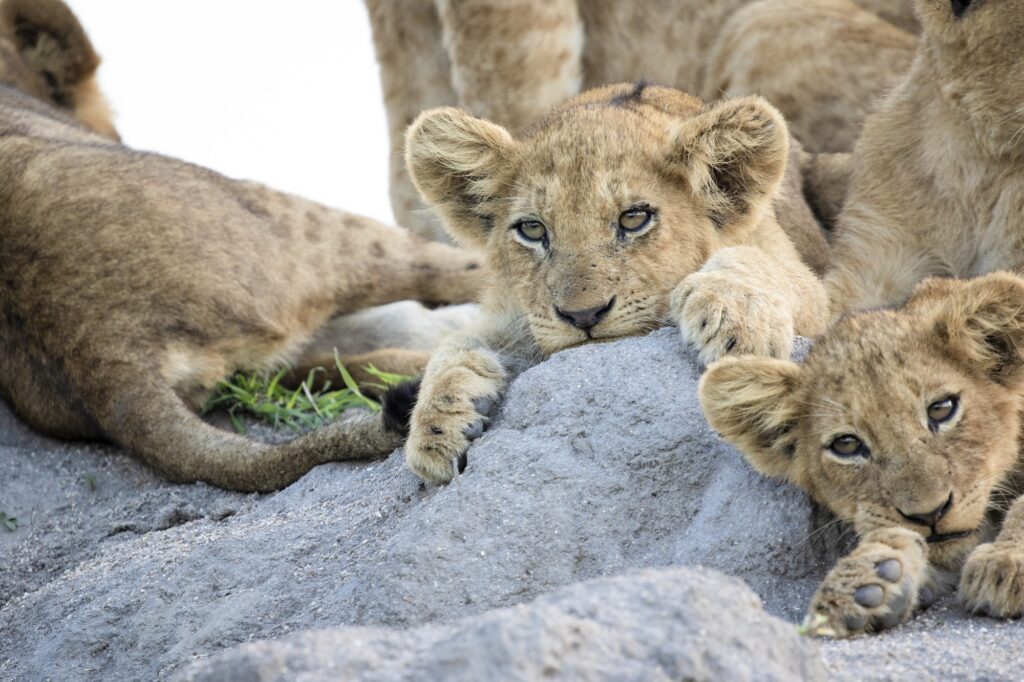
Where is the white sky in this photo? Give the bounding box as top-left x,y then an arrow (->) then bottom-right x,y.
67,1 -> 396,225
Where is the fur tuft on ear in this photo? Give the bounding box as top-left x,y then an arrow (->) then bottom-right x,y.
669,96 -> 789,228
0,0 -> 118,139
405,107 -> 515,249
907,272 -> 1024,387
698,356 -> 804,482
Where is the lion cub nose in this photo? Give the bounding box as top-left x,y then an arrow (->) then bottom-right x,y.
555,297 -> 616,330
899,492 -> 954,528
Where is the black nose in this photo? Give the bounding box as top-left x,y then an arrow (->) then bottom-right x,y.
899,492 -> 954,529
555,297 -> 615,331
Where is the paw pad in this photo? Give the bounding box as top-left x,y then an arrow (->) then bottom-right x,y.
875,559 -> 902,582
854,584 -> 884,608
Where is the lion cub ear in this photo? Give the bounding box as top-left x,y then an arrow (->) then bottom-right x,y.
2,0 -> 97,100
668,96 -> 789,228
698,357 -> 804,483
405,107 -> 515,249
909,272 -> 1024,388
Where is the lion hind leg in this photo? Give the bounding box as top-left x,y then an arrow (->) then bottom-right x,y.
81,361 -> 401,492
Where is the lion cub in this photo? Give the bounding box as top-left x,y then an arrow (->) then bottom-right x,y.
828,0 -> 1024,316
0,0 -> 484,492
394,83 -> 830,483
701,272 -> 1024,637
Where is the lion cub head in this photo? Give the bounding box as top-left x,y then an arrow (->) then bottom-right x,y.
700,272 -> 1024,569
406,83 -> 790,355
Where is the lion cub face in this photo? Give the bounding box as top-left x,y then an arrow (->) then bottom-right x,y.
700,273 -> 1024,569
406,84 -> 790,355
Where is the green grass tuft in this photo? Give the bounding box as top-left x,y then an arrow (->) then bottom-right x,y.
0,512 -> 17,532
203,352 -> 409,434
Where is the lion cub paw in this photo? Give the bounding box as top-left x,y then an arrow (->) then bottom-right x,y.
405,354 -> 504,484
805,528 -> 928,638
671,272 -> 794,366
960,542 -> 1024,618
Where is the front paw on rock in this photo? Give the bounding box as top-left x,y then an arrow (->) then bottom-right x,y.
805,557 -> 917,638
959,542 -> 1024,618
672,274 -> 794,365
405,395 -> 498,484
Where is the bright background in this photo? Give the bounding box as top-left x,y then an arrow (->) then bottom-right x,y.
66,1 -> 396,225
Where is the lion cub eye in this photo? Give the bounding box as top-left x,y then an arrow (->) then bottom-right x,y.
927,395 -> 959,427
618,207 -> 654,232
828,434 -> 869,459
515,220 -> 548,244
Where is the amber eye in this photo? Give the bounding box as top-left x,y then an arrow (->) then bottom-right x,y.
515,220 -> 547,243
927,395 -> 958,426
828,434 -> 868,458
618,207 -> 654,232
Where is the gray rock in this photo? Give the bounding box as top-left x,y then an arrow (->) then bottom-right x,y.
174,567 -> 825,682
4,327 -> 1016,681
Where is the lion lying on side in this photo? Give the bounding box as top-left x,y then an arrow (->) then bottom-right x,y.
391,83 -> 830,483
0,0 -> 484,492
701,272 -> 1024,637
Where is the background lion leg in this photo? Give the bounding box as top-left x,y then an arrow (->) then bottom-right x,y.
824,217 -> 941,319
435,0 -> 582,132
306,210 -> 487,310
703,0 -> 916,153
364,0 -> 456,241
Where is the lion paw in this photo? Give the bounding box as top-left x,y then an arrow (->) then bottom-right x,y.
671,271 -> 794,365
959,542 -> 1024,618
405,355 -> 503,484
805,529 -> 928,638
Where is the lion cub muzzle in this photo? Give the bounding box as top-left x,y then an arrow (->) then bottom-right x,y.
554,296 -> 615,333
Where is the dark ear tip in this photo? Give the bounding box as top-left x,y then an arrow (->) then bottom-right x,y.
951,0 -> 972,17
381,378 -> 421,437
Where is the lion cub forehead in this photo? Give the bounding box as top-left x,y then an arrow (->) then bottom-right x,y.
804,313 -> 933,394
522,82 -> 704,150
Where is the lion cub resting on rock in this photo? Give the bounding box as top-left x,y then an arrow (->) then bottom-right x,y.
701,272 -> 1024,637
0,0 -> 483,492
396,83 -> 830,483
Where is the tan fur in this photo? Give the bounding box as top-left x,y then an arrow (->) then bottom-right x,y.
700,273 -> 1024,637
0,0 -> 118,139
827,0 -> 1024,316
364,0 -> 917,238
0,0 -> 486,492
401,84 -> 829,483
703,0 -> 916,153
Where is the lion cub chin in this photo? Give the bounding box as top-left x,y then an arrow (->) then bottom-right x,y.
392,83 -> 830,484
700,272 -> 1024,637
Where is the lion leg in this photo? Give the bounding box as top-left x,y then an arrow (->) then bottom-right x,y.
364,0 -> 456,241
403,312 -> 525,484
703,0 -> 915,154
78,358 -> 402,492
671,241 -> 828,366
824,216 -> 939,319
960,495 -> 1024,618
805,527 -> 929,638
435,0 -> 582,131
320,212 -> 487,310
